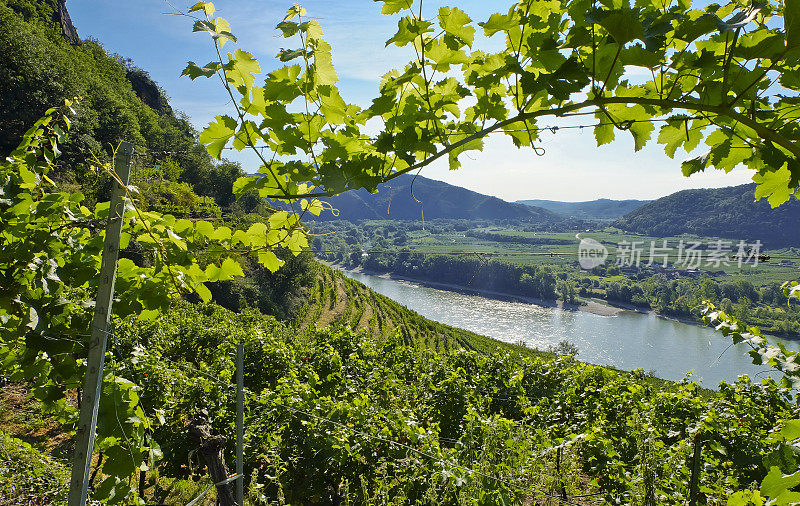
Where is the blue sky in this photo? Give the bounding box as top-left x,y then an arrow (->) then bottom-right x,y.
67,0 -> 753,202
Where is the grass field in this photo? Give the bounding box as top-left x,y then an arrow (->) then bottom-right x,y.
399,226 -> 800,285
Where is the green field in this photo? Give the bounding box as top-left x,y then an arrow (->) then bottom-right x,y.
398,225 -> 800,284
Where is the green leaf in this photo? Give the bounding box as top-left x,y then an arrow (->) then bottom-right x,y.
594,122 -> 615,145
772,419 -> 800,442
227,49 -> 261,90
682,152 -> 711,176
386,17 -> 433,47
480,8 -> 518,37
787,0 -> 800,49
194,220 -> 215,238
727,490 -> 765,506
232,175 -> 260,196
313,40 -> 338,87
220,257 -> 244,278
180,60 -> 221,80
189,1 -> 215,17
318,86 -> 348,125
377,0 -> 413,15
658,122 -> 686,158
258,251 -> 285,272
520,57 -> 589,101
753,165 -> 795,208
673,12 -> 719,42
195,282 -> 212,303
424,39 -> 469,71
438,7 -> 474,47
276,21 -> 300,38
447,137 -> 483,170
597,9 -> 644,44
761,466 -> 800,500
629,120 -> 653,152
199,115 -> 237,159
101,445 -> 137,478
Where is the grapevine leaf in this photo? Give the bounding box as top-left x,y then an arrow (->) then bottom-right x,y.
657,122 -> 686,158
594,122 -> 615,145
221,257 -> 244,279
386,17 -> 434,47
195,282 -> 212,302
597,9 -> 644,44
199,115 -> 237,159
448,137 -> 483,170
276,21 -> 300,38
761,467 -> 800,500
189,1 -> 215,17
258,250 -> 285,272
682,151 -> 710,176
673,13 -> 719,42
182,60 -> 220,85
376,0 -> 413,15
227,49 -> 261,90
787,0 -> 800,49
438,7 -> 475,47
772,419 -> 800,441
194,220 -> 215,238
753,165 -> 794,208
480,8 -> 518,37
312,40 -> 338,86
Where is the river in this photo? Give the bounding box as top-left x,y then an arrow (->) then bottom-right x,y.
339,269 -> 800,386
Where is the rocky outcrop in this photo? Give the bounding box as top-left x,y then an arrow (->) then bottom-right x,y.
125,68 -> 173,116
53,0 -> 80,45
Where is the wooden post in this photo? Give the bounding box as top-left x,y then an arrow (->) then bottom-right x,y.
68,142 -> 133,506
688,432 -> 703,506
557,446 -> 568,501
189,410 -> 237,506
236,339 -> 244,505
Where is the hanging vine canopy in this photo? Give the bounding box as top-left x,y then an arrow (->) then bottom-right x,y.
185,0 -> 800,211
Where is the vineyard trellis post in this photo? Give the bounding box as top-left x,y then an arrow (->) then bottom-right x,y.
236,337 -> 244,505
688,431 -> 704,505
68,142 -> 134,506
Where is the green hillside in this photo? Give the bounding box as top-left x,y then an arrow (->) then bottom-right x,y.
517,198 -> 650,221
613,184 -> 800,247
308,173 -> 559,222
0,0 -> 247,212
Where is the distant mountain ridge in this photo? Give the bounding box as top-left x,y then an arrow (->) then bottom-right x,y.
310,174 -> 558,222
613,183 -> 800,247
516,198 -> 650,220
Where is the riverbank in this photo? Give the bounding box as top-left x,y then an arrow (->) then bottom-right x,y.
321,261 -> 626,317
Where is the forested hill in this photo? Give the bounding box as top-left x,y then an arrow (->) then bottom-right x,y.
311,173 -> 558,222
613,183 -> 800,247
0,0 -> 252,214
516,198 -> 650,220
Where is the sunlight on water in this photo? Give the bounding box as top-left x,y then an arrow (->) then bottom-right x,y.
341,270 -> 800,387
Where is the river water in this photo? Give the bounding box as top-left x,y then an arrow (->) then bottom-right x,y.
340,270 -> 800,386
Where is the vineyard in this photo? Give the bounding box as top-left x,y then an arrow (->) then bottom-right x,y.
295,264 -> 541,357
4,297 -> 798,504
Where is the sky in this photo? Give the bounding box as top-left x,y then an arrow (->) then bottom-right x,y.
66,0 -> 754,202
